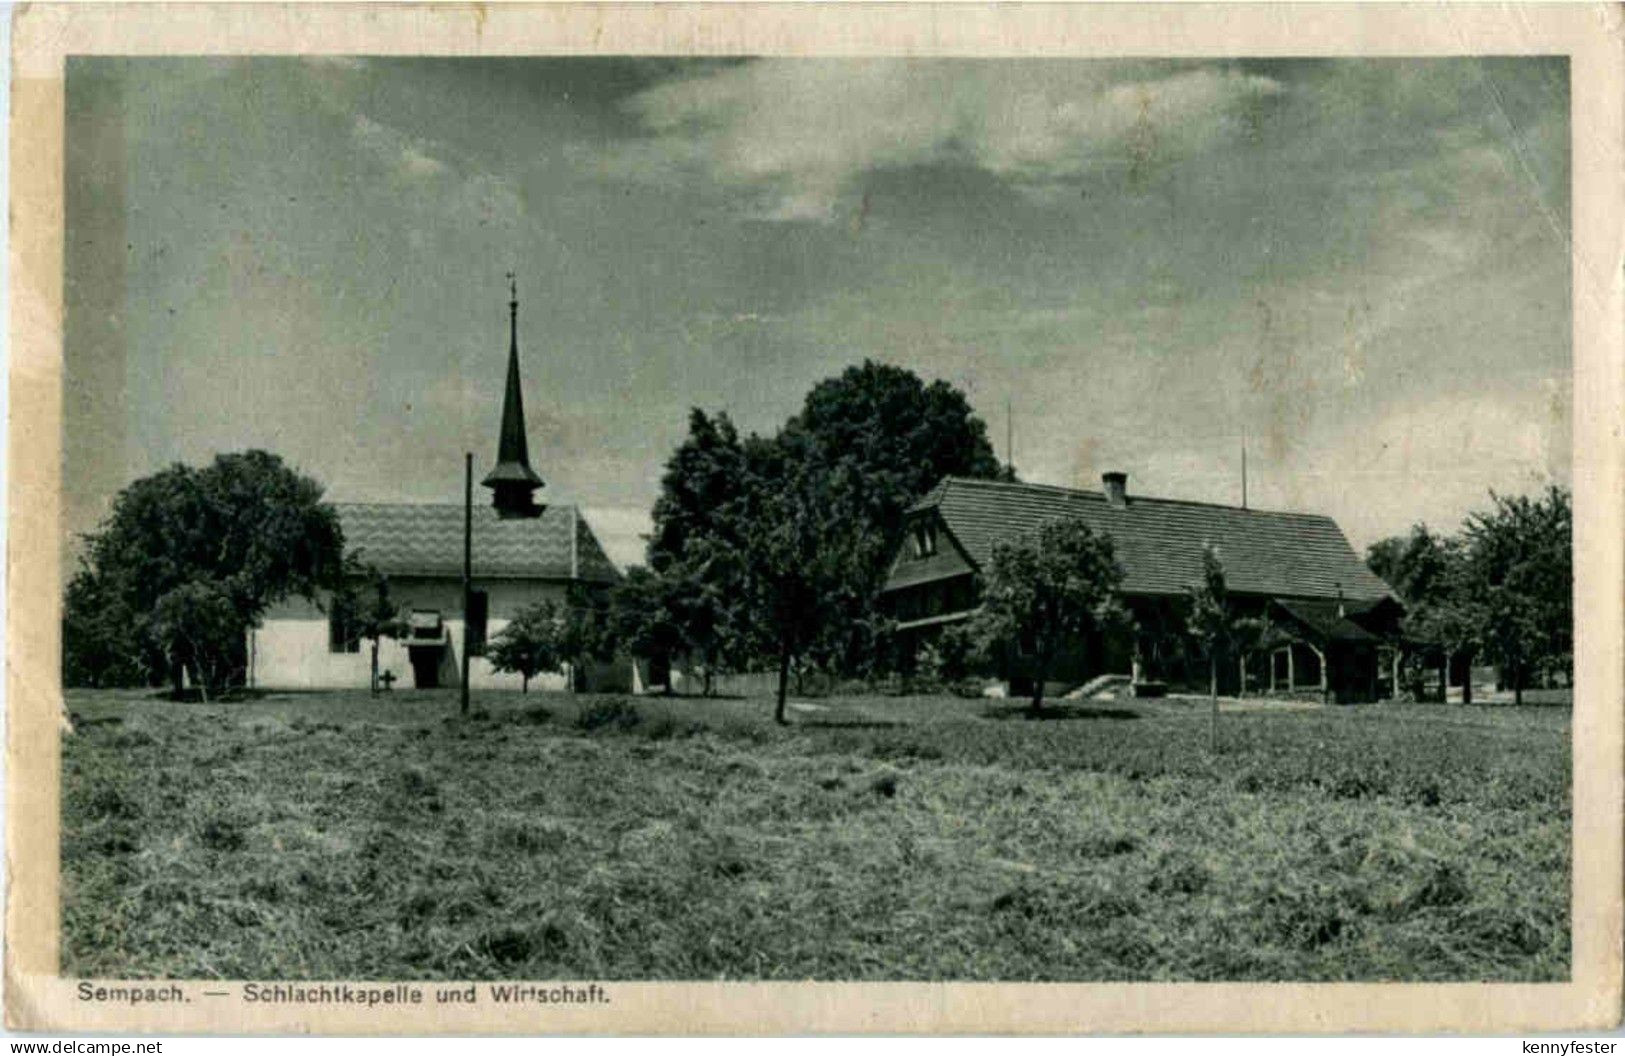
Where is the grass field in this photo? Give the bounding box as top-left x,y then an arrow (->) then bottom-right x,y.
61,688 -> 1570,981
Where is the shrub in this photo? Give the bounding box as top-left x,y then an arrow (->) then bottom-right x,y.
575,697 -> 642,733
197,815 -> 247,852
870,772 -> 899,798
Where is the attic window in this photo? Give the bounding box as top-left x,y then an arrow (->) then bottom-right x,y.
911,521 -> 938,559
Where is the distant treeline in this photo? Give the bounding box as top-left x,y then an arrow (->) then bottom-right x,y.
1363,486 -> 1571,704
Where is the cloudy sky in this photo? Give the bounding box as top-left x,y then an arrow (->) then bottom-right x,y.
64,57 -> 1569,569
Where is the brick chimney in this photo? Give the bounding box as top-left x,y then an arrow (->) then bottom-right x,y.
1102,471 -> 1128,507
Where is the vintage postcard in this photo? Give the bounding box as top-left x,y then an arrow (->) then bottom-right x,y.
8,1 -> 1622,1036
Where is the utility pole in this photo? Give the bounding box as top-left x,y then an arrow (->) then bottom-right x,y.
461,451 -> 472,715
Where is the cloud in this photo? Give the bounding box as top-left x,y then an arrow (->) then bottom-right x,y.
352,113 -> 448,179
348,112 -> 522,225
581,506 -> 654,571
448,171 -> 525,227
601,60 -> 1283,220
399,145 -> 448,177
1277,379 -> 1570,549
300,56 -> 370,72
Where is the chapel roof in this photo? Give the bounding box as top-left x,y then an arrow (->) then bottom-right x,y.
334,502 -> 620,584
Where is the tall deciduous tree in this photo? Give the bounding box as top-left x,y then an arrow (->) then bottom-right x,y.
638,366 -> 1005,710
968,518 -> 1124,716
65,450 -> 345,696
779,360 -> 1004,676
1366,524 -> 1456,609
641,409 -> 758,689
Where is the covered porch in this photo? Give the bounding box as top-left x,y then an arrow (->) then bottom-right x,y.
1258,598 -> 1392,704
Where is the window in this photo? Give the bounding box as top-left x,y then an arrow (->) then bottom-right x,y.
924,585 -> 944,617
467,590 -> 489,656
328,605 -> 360,654
408,609 -> 443,641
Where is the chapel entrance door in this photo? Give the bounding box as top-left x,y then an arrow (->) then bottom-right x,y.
408,646 -> 442,689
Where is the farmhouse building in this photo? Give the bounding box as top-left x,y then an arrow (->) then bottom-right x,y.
881,473 -> 1404,703
247,281 -> 630,693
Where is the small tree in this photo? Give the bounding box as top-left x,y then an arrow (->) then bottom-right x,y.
1186,545 -> 1264,752
1407,593 -> 1477,703
558,586 -> 617,691
608,567 -> 686,694
150,580 -> 242,701
734,436 -> 853,724
486,600 -> 565,693
935,621 -> 978,686
969,518 -> 1124,716
1368,524 -> 1473,702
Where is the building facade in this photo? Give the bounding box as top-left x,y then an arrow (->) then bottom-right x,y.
248,278 -> 632,693
249,502 -> 628,692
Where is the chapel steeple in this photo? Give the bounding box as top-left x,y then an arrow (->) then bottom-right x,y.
481,273 -> 545,519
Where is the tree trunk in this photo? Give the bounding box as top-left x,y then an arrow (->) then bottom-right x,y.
1028,653 -> 1048,717
704,669 -> 714,698
522,672 -> 529,694
191,660 -> 209,704
1462,656 -> 1473,705
774,643 -> 791,725
1512,659 -> 1522,707
370,640 -> 380,697
1209,656 -> 1218,754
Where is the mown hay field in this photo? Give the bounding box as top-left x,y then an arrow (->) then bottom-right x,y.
62,689 -> 1570,981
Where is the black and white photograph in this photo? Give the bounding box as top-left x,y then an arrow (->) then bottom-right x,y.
9,1 -> 1623,1038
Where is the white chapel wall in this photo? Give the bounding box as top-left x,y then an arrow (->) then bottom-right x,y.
250,576 -> 629,693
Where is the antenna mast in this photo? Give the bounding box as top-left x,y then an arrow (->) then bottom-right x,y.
1006,396 -> 1013,478
1241,430 -> 1249,510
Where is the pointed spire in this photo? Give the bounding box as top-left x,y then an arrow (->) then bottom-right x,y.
481,272 -> 545,518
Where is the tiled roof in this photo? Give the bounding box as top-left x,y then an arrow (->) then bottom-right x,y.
901,477 -> 1395,602
334,502 -> 621,584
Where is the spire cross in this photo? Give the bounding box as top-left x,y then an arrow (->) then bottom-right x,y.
483,269 -> 544,518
